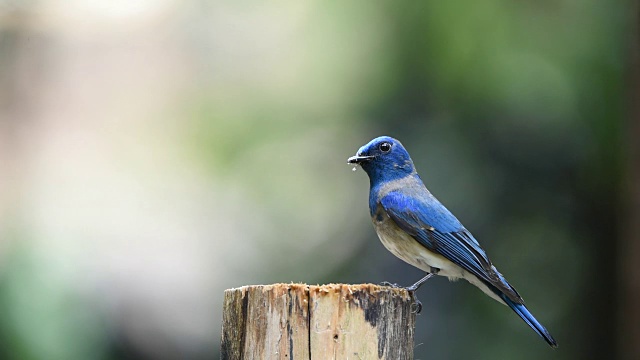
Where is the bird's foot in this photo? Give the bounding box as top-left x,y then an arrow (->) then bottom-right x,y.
380,269 -> 441,314
406,269 -> 441,314
380,281 -> 424,314
379,281 -> 403,289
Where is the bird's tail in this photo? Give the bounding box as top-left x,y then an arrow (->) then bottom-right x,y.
498,292 -> 558,348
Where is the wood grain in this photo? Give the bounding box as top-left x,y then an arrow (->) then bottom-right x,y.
221,283 -> 417,360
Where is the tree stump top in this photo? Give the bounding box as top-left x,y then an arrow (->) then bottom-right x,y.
222,283 -> 417,360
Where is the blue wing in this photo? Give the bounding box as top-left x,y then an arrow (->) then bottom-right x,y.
380,190 -> 523,304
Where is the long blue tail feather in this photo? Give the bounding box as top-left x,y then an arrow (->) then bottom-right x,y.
498,292 -> 558,348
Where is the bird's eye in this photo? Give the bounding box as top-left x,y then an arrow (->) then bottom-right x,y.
379,142 -> 392,153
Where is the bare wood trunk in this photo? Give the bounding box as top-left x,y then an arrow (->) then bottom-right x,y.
221,283 -> 417,360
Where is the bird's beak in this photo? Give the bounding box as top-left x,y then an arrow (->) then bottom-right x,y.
347,154 -> 375,164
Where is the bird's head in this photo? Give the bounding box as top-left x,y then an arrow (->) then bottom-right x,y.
348,136 -> 416,185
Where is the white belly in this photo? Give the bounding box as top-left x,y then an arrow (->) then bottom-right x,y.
373,217 -> 464,278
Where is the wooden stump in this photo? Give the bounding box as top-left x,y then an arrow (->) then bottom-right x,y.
221,283 -> 417,360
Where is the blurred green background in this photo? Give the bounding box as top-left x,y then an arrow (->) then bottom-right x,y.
0,1 -> 637,359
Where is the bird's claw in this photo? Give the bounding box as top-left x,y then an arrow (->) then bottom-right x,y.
411,298 -> 423,314
411,300 -> 422,314
405,284 -> 419,292
379,281 -> 402,288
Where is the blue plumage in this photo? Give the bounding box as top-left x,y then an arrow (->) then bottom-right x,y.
348,136 -> 557,348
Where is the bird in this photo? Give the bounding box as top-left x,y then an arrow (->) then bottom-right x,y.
347,135 -> 557,348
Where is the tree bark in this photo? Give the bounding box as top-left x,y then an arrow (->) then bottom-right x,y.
221,283 -> 417,360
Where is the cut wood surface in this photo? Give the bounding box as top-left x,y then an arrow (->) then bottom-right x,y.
221,283 -> 417,360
